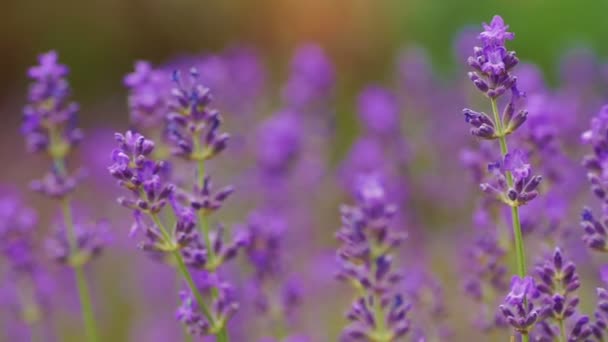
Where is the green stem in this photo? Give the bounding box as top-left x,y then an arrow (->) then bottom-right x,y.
490,99 -> 527,278
172,249 -> 215,326
490,99 -> 529,342
61,200 -> 99,342
216,327 -> 229,342
149,213 -> 217,331
192,131 -> 227,341
369,243 -> 389,341
558,318 -> 567,342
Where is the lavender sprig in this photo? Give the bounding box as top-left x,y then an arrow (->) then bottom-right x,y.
464,15 -> 537,341
336,175 -> 410,341
533,248 -> 588,342
22,51 -> 100,342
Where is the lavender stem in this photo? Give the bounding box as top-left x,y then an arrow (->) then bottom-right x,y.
490,98 -> 527,278
60,198 -> 99,342
192,140 -> 228,342
490,98 -> 529,342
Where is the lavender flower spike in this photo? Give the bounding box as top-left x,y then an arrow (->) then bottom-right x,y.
500,276 -> 539,335
337,175 -> 410,341
480,150 -> 542,207
22,51 -> 101,342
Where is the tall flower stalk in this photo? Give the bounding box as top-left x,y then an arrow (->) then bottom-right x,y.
110,68 -> 245,342
336,175 -> 410,341
463,16 -> 539,341
22,51 -> 100,342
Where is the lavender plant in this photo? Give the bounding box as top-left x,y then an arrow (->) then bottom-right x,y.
336,175 -> 410,341
463,15 -> 540,341
22,51 -> 105,342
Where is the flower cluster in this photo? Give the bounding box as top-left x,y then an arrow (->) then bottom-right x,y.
124,61 -> 171,128
532,248 -> 591,341
22,51 -> 83,158
166,69 -> 229,161
480,149 -> 543,207
336,175 -> 410,341
499,276 -> 540,335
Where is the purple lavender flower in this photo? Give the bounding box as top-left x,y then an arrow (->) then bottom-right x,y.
0,192 -> 38,271
255,111 -> 302,178
124,61 -> 171,128
282,44 -> 335,110
582,105 -> 608,204
467,15 -> 518,99
480,150 -> 542,206
461,229 -> 509,331
531,248 -> 585,341
176,280 -> 238,336
166,69 -> 229,161
46,219 -> 110,267
357,86 -> 400,137
464,15 -> 528,143
336,175 -> 410,341
22,51 -> 83,158
0,190 -> 53,338
581,206 -> 608,252
499,276 -> 540,335
590,287 -> 608,340
109,131 -> 173,214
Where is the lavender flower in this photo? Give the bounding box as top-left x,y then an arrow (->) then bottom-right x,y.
124,61 -> 171,128
357,86 -> 400,137
467,15 -> 518,99
22,51 -> 83,157
480,150 -> 542,207
176,280 -> 238,336
255,111 -> 302,178
531,248 -> 588,341
22,51 -> 101,342
0,192 -> 38,272
499,276 -> 540,335
46,219 -> 110,267
109,131 -> 173,215
166,69 -> 229,161
581,205 -> 608,252
282,44 -> 335,110
336,175 -> 410,341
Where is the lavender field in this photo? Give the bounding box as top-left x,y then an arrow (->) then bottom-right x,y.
2,3 -> 608,342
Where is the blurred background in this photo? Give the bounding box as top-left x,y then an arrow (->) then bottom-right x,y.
3,0 -> 608,341
2,0 -> 608,124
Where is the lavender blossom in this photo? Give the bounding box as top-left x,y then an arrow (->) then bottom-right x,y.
499,276 -> 540,335
108,131 -> 173,215
282,44 -> 335,110
531,248 -> 587,341
357,86 -> 400,137
22,51 -> 101,342
480,150 -> 542,207
46,219 -> 110,267
22,51 -> 83,157
124,61 -> 171,128
467,15 -> 518,99
166,69 -> 229,161
336,175 -> 410,341
176,280 -> 238,336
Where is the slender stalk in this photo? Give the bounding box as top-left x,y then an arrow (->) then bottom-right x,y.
172,249 -> 215,324
149,213 -> 217,330
60,199 -> 99,342
490,99 -> 527,277
192,139 -> 228,341
490,98 -> 529,342
558,318 -> 567,342
369,242 -> 389,341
